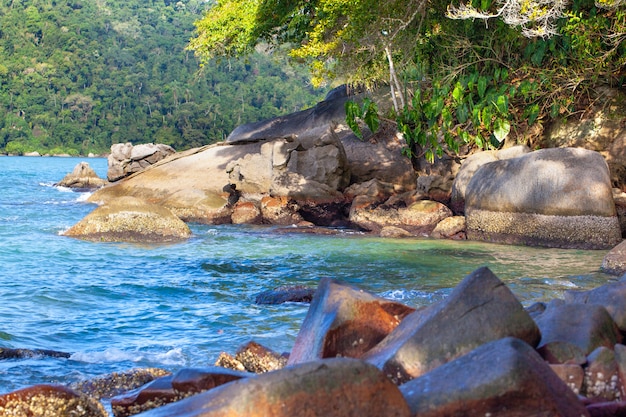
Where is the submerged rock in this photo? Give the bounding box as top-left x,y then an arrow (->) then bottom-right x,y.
254,285 -> 316,305
63,196 -> 192,243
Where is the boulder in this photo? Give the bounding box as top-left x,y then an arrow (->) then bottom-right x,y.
449,145 -> 530,214
615,344 -> 626,399
465,147 -> 622,249
430,215 -> 466,239
600,240 -> 626,276
399,337 -> 590,417
133,358 -> 411,417
108,143 -> 175,182
288,278 -> 415,365
363,266 -> 541,384
0,347 -> 70,359
55,162 -> 108,190
533,300 -> 622,358
259,196 -> 303,225
230,201 -> 262,225
63,196 -> 192,243
565,279 -> 626,331
0,384 -> 107,417
550,363 -> 585,395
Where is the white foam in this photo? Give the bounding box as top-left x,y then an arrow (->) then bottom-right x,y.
70,347 -> 185,366
76,192 -> 92,202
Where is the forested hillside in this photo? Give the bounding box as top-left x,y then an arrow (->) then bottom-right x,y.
0,0 -> 324,156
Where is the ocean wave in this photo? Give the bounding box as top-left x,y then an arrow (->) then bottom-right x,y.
70,347 -> 186,366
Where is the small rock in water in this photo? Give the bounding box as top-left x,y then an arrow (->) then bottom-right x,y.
254,285 -> 316,305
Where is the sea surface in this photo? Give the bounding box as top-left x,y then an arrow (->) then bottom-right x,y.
0,156 -> 616,395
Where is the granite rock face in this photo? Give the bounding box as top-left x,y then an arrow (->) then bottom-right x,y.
108,143 -> 176,182
465,147 -> 622,249
55,162 -> 108,190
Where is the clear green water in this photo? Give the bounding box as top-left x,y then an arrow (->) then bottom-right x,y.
0,156 -> 615,394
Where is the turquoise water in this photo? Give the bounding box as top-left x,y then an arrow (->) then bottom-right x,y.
0,156 -> 615,394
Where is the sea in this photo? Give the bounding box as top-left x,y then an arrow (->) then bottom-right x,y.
0,155 -> 616,395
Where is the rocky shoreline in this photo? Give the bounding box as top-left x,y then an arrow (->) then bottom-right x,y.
3,266 -> 626,416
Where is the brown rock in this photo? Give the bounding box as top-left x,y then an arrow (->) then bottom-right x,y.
399,337 -> 590,417
615,344 -> 626,399
111,367 -> 250,417
538,340 -> 587,365
565,279 -> 626,331
214,352 -> 246,372
380,226 -> 413,238
0,384 -> 107,417
583,346 -> 621,400
234,341 -> 287,373
231,201 -> 262,224
550,363 -> 585,395
63,196 -> 192,243
134,358 -> 411,417
398,200 -> 452,228
111,375 -> 178,417
586,400 -> 626,417
288,278 -> 415,365
363,266 -> 541,384
260,196 -> 303,225
533,300 -> 622,356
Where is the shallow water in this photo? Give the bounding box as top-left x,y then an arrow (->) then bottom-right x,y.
0,156 -> 615,394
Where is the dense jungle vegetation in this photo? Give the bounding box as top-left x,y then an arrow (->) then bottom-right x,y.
0,0 -> 324,156
190,0 -> 625,162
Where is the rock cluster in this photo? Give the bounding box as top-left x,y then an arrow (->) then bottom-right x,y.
107,143 -> 176,182
55,161 -> 108,190
7,267 -> 626,416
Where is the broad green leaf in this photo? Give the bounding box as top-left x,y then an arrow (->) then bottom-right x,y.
477,76 -> 487,99
493,118 -> 511,142
495,95 -> 508,114
345,100 -> 363,139
452,82 -> 464,104
456,104 -> 469,123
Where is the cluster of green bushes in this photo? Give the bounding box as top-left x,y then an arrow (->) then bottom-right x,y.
0,0 -> 324,156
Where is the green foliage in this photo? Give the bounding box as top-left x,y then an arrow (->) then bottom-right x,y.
345,98 -> 380,139
0,0 -> 324,156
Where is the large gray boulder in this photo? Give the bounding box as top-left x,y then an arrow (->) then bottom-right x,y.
465,147 -> 622,249
55,161 -> 108,190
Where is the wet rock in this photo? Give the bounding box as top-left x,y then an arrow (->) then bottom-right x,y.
600,240 -> 626,276
0,347 -> 70,359
583,346 -> 621,401
70,368 -> 170,400
134,358 -> 411,417
288,278 -> 415,365
55,162 -> 108,190
565,279 -> 626,331
533,300 -> 622,357
111,375 -> 178,417
214,352 -> 246,372
615,344 -> 626,398
0,384 -> 107,417
63,196 -> 192,243
363,267 -> 541,384
380,226 -> 413,238
585,400 -> 626,417
233,341 -> 287,373
465,147 -> 621,249
399,337 -> 589,417
254,285 -> 316,305
111,367 -> 249,417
